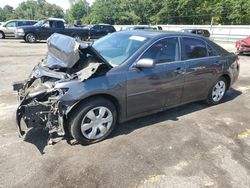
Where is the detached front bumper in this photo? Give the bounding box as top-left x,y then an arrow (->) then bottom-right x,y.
13,79 -> 67,142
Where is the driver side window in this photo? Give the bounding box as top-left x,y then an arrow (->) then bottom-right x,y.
43,21 -> 56,28
5,21 -> 16,27
43,21 -> 50,28
141,37 -> 179,64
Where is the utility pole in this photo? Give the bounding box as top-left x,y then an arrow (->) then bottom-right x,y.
210,16 -> 214,31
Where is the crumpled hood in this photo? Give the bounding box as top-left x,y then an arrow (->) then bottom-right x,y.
42,33 -> 112,69
42,33 -> 81,69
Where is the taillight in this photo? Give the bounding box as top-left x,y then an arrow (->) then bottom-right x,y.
235,58 -> 240,71
236,58 -> 240,65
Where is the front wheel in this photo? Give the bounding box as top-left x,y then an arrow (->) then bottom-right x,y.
206,77 -> 227,105
69,98 -> 117,145
25,33 -> 37,43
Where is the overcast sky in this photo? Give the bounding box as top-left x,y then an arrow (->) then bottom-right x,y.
0,0 -> 95,10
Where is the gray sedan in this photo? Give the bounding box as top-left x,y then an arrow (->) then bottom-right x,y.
14,31 -> 239,145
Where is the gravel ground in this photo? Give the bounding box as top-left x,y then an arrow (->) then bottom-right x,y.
0,39 -> 249,188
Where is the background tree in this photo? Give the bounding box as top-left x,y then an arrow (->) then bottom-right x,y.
0,5 -> 14,21
0,0 -> 250,25
0,0 -> 63,21
65,0 -> 90,25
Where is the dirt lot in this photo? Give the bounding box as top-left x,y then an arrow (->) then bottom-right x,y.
0,39 -> 250,188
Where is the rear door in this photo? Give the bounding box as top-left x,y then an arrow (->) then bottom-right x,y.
180,37 -> 220,103
126,37 -> 185,117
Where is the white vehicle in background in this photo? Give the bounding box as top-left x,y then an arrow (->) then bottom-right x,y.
0,22 -> 4,26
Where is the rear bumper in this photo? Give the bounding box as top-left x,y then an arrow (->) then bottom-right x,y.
230,60 -> 240,87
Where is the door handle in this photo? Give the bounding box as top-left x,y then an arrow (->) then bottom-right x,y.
174,67 -> 184,74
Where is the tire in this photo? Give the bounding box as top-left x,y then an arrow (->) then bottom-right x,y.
25,33 -> 37,43
206,77 -> 228,105
0,31 -> 5,39
69,97 -> 117,145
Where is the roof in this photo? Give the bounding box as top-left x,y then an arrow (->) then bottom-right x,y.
181,28 -> 209,31
118,30 -> 206,39
5,19 -> 37,22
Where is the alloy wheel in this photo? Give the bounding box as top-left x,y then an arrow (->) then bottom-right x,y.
27,34 -> 36,43
212,80 -> 226,102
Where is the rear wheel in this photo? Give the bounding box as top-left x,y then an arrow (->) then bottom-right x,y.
25,33 -> 37,43
206,77 -> 227,105
0,31 -> 5,39
69,98 -> 117,145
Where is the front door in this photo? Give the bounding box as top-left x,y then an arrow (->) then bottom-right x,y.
126,37 -> 185,117
4,21 -> 17,37
40,20 -> 57,40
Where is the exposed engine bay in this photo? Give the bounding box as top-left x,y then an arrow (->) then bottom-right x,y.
13,33 -> 111,144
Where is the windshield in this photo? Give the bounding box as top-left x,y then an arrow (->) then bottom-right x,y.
92,32 -> 149,66
34,20 -> 46,27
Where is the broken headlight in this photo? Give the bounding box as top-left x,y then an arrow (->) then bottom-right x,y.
47,88 -> 69,101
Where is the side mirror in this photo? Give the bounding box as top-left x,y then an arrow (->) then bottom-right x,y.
135,58 -> 155,69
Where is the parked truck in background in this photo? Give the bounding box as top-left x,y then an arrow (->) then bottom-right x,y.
15,18 -> 116,43
15,18 -> 90,43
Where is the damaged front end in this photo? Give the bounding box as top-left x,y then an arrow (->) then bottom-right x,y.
13,33 -> 111,143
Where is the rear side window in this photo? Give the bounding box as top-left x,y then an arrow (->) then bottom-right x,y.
204,30 -> 209,34
108,26 -> 115,32
93,25 -> 100,30
206,40 -> 228,56
141,37 -> 179,64
17,21 -> 33,26
182,37 -> 207,60
207,44 -> 218,56
203,30 -> 210,36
